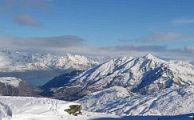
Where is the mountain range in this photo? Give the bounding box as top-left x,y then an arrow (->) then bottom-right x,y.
0,50 -> 98,86
1,51 -> 194,117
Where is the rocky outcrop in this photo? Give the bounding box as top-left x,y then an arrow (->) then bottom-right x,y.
0,77 -> 37,96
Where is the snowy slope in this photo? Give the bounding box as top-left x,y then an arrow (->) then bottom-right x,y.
0,96 -> 118,120
0,96 -> 193,120
78,86 -> 194,116
0,102 -> 12,120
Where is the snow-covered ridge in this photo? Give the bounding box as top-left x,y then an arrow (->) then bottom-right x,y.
65,54 -> 194,94
0,50 -> 98,72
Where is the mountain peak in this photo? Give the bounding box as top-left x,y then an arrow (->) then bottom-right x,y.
143,53 -> 158,60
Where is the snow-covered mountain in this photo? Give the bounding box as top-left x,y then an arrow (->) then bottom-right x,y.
49,54 -> 194,115
53,54 -> 194,99
0,77 -> 35,96
0,50 -> 98,86
1,54 -> 194,118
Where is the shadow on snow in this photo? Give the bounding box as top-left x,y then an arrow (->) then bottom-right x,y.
91,113 -> 194,120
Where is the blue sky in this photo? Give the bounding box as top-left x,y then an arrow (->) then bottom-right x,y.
0,0 -> 194,60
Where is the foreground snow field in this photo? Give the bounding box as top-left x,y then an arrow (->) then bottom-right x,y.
0,96 -> 194,120
0,96 -> 118,120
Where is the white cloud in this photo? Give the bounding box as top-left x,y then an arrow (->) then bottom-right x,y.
13,14 -> 41,27
173,19 -> 194,24
0,35 -> 85,49
0,0 -> 52,27
148,32 -> 181,41
137,32 -> 194,41
184,46 -> 194,52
